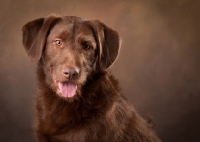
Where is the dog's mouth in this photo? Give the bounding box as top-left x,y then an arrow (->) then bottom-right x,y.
54,80 -> 77,98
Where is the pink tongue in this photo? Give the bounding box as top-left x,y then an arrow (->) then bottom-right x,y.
57,82 -> 77,98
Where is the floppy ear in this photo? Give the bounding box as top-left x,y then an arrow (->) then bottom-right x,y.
92,20 -> 121,71
22,15 -> 60,61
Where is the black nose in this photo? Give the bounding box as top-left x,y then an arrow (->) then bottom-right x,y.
63,68 -> 79,80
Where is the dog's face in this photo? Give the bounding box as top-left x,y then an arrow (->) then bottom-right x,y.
22,15 -> 121,101
45,18 -> 98,100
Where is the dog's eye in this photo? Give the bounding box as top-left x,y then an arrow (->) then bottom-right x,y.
82,43 -> 92,50
54,40 -> 62,46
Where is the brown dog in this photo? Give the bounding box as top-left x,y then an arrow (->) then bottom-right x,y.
22,15 -> 161,142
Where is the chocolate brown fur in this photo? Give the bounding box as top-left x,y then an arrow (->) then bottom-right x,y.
22,15 -> 161,142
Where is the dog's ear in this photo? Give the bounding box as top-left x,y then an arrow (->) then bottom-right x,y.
91,20 -> 121,71
22,15 -> 60,61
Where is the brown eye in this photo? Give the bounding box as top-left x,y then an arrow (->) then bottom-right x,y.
54,40 -> 62,46
82,43 -> 92,50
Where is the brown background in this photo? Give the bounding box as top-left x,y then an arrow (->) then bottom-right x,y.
0,0 -> 200,141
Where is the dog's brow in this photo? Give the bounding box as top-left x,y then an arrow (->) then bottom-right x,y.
79,36 -> 96,46
78,32 -> 95,41
57,31 -> 70,40
82,36 -> 94,42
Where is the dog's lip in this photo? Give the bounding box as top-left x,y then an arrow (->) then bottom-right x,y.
52,72 -> 78,98
54,79 -> 77,87
55,80 -> 78,98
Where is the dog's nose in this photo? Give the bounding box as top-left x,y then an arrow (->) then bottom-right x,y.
63,68 -> 79,80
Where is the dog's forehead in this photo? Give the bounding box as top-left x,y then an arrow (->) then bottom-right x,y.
49,17 -> 94,39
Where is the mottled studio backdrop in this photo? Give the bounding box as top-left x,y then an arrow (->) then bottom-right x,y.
0,0 -> 200,141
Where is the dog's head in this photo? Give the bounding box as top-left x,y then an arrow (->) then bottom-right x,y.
22,15 -> 121,101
